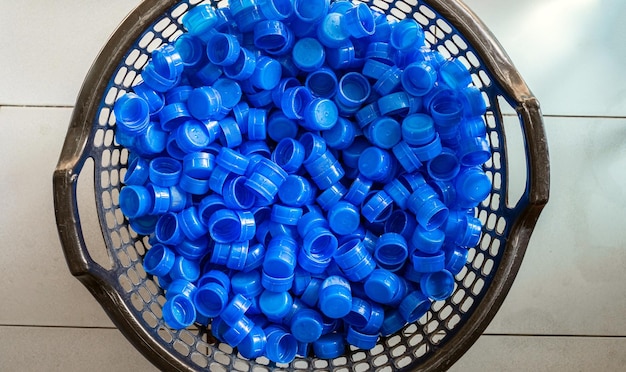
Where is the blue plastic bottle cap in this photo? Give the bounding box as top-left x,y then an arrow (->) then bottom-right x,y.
259,0 -> 293,20
119,185 -> 152,218
143,244 -> 175,277
182,152 -> 214,180
457,135 -> 491,167
362,59 -> 389,81
259,290 -> 294,320
243,107 -> 265,140
271,204 -> 303,225
165,85 -> 193,104
239,142 -> 271,160
413,132 -> 443,163
272,77 -> 301,109
165,279 -> 197,300
411,222 -> 445,254
178,206 -> 208,241
303,98 -> 339,131
374,232 -> 409,268
317,13 -> 350,48
336,72 -> 371,108
264,325 -> 298,363
293,0 -> 329,23
373,66 -> 402,96
290,309 -> 323,343
293,268 -> 312,296
305,150 -> 346,190
313,333 -> 345,359
278,175 -> 314,207
356,301 -> 384,334
398,290 -> 431,322
223,47 -> 257,81
460,86 -> 487,118
267,112 -> 298,143
208,209 -> 244,243
457,214 -> 482,248
216,147 -> 250,176
402,113 -> 436,146
261,269 -> 294,292
174,34 -> 205,68
297,207 -> 328,238
197,269 -> 231,291
182,4 -> 218,37
326,40 -> 355,70
318,276 -> 352,319
361,190 -> 394,224
411,250 -> 446,273
169,256 -> 200,282
358,147 -> 393,182
136,122 -> 168,156
291,37 -> 325,72
365,42 -> 394,65
114,93 -> 150,134
210,242 -> 231,266
304,226 -> 337,258
327,201 -> 360,236
366,117 -> 401,149
151,44 -> 184,80
263,236 -> 298,277
444,245 -> 469,275
299,132 -> 328,165
430,95 -> 463,128
192,61 -> 223,86
344,175 -> 373,206
341,137 -> 369,170
163,294 -> 196,330
223,315 -> 255,347
377,91 -> 410,117
381,180 -> 409,211
271,137 -> 305,173
344,297 -> 372,329
175,120 -> 213,153
298,249 -> 331,275
129,215 -> 159,236
420,270 -> 455,301
194,282 -> 229,317
344,3 -> 375,38
363,269 -> 401,304
390,19 -> 424,51
281,86 -> 313,120
427,147 -> 460,181
227,241 -> 250,270
298,278 -> 321,307
250,56 -> 282,90
221,293 -> 252,327
212,78 -> 242,109
402,61 -> 437,96
322,117 -> 355,151
218,117 -> 243,148
197,194 -> 226,226
238,325 -> 267,359
380,309 -> 407,337
155,212 -> 185,245
207,32 -> 241,66
254,20 -> 289,50
333,238 -> 369,270
149,157 -> 182,187
346,326 -> 378,350
455,166 -> 491,204
439,58 -> 472,89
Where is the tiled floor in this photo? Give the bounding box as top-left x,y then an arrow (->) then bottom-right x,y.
1,0 -> 624,371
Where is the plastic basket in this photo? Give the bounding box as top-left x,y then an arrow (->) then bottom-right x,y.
53,0 -> 549,370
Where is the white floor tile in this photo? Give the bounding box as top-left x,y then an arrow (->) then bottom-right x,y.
464,0 -> 626,117
0,107 -> 113,327
486,116 -> 626,336
0,0 -> 140,106
451,335 -> 626,372
0,326 -> 156,372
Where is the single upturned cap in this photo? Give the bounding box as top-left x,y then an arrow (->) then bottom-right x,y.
162,294 -> 196,330
194,282 -> 229,318
398,290 -> 431,322
207,32 -> 241,66
336,72 -> 371,108
390,19 -> 425,51
420,270 -> 455,301
142,244 -> 175,277
374,232 -> 409,268
402,61 -> 437,96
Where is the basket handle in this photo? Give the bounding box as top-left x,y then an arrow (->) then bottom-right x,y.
435,0 -> 550,211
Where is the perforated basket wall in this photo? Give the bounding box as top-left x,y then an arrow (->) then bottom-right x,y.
54,0 -> 549,371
